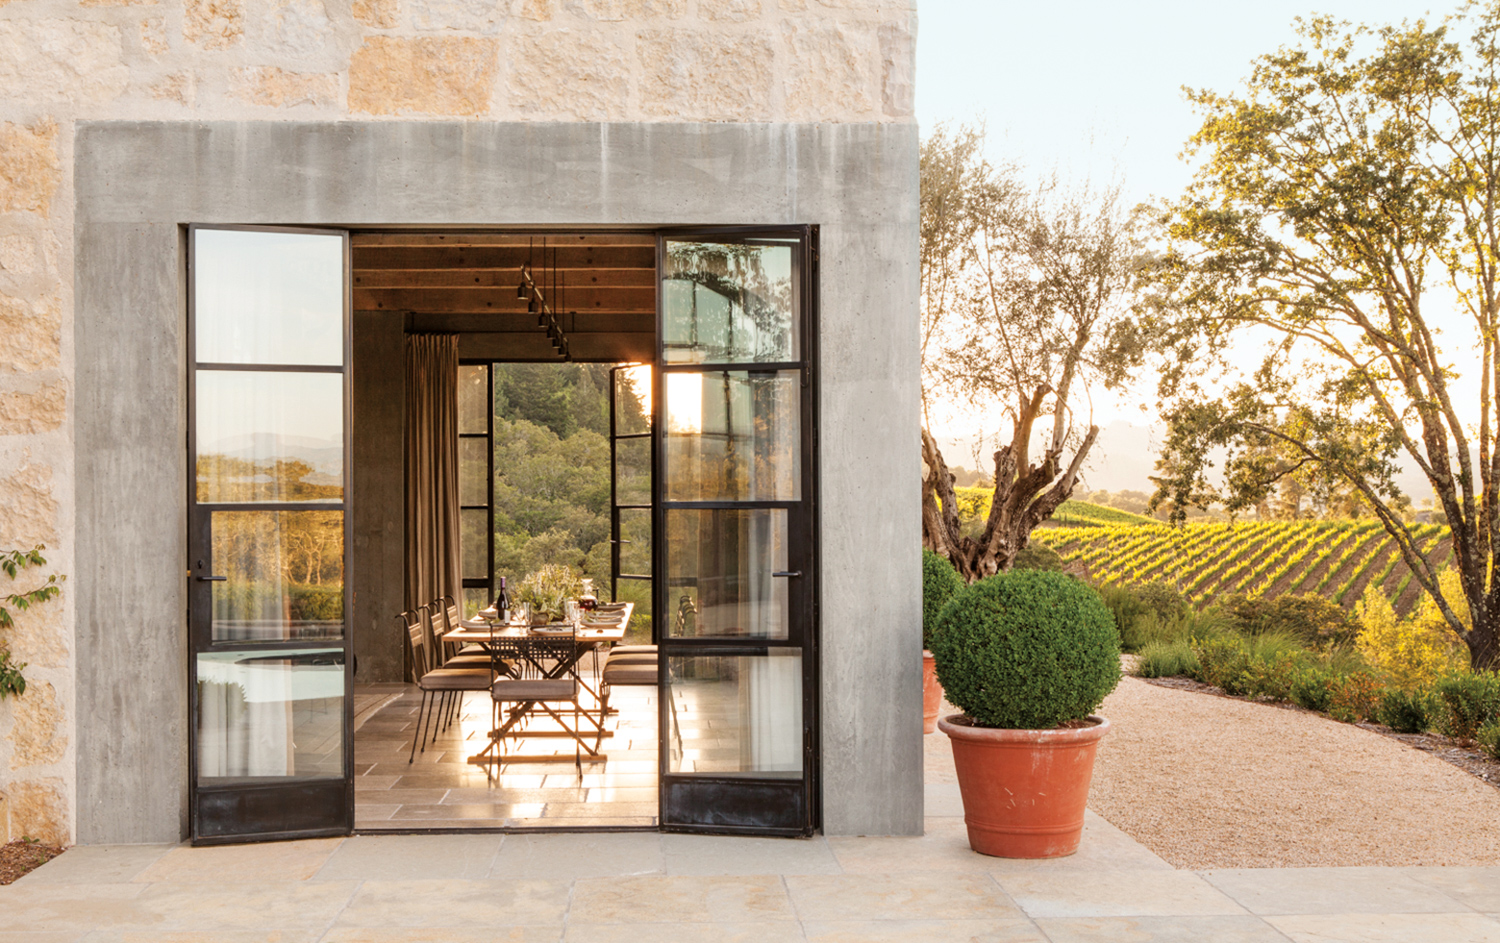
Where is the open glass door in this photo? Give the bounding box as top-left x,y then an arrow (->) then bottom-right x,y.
187,226 -> 353,843
610,365 -> 653,633
656,229 -> 818,835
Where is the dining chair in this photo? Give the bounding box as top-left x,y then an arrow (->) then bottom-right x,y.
402,612 -> 497,763
429,599 -> 498,673
486,626 -> 600,777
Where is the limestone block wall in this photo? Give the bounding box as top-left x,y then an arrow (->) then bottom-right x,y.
0,0 -> 917,845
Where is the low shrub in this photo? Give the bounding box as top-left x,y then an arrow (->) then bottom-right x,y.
1193,635 -> 1254,694
1479,720 -> 1500,762
1012,543 -> 1064,571
1100,582 -> 1193,652
1356,581 -> 1467,690
1327,672 -> 1381,724
921,549 -> 963,651
1134,639 -> 1199,678
1288,663 -> 1337,713
1433,672 -> 1500,742
1221,593 -> 1364,649
1375,687 -> 1436,733
930,569 -> 1121,729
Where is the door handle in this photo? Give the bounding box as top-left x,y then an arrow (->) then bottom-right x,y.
772,571 -> 801,578
196,575 -> 228,582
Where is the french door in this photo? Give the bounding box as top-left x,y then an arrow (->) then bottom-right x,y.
655,229 -> 819,835
187,225 -> 354,843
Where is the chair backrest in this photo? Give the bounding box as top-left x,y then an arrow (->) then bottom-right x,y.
418,604 -> 442,668
441,596 -> 463,634
400,611 -> 429,681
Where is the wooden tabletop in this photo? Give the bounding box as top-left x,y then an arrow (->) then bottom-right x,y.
444,623 -> 626,644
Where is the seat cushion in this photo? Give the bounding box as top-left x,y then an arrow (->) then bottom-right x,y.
609,645 -> 657,656
492,679 -> 576,701
604,651 -> 657,666
418,668 -> 497,690
602,663 -> 658,685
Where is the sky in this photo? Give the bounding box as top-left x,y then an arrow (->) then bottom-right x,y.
912,0 -> 1461,461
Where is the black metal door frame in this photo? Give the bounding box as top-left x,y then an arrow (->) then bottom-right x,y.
653,226 -> 821,837
186,224 -> 355,844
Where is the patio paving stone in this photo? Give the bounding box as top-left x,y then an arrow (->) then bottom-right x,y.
490,832 -> 663,880
314,834 -> 503,881
997,870 -> 1247,918
661,833 -> 842,876
561,922 -> 805,942
567,875 -> 794,923
12,845 -> 173,886
1402,867 -> 1500,912
1034,914 -> 1294,942
132,839 -> 343,884
332,878 -> 570,928
1203,867 -> 1472,915
1266,912 -> 1500,943
800,919 -> 1047,942
785,872 -> 1023,922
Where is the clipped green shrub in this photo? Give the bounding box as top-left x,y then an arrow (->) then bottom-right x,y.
1376,687 -> 1435,734
921,549 -> 964,651
1478,720 -> 1500,761
1134,639 -> 1199,678
930,569 -> 1121,729
1221,593 -> 1364,649
1194,635 -> 1254,695
1288,663 -> 1337,713
1012,543 -> 1064,571
1433,672 -> 1500,742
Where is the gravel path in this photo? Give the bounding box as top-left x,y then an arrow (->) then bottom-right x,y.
924,676 -> 1500,869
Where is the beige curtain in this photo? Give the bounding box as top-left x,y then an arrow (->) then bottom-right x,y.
404,334 -> 462,625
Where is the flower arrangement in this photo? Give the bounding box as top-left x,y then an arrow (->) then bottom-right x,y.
516,564 -> 583,623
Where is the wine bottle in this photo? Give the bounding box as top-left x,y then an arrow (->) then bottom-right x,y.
495,577 -> 510,624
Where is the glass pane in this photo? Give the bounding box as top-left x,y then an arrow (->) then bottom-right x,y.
615,436 -> 651,507
667,651 -> 802,776
618,507 -> 652,576
461,508 -> 488,582
615,365 -> 652,435
196,371 -> 344,503
196,648 -> 344,782
663,240 -> 798,364
212,511 -> 344,642
615,578 -> 653,644
460,437 -> 488,507
463,587 -> 489,619
459,364 -> 489,435
194,229 -> 344,365
664,371 -> 799,502
665,509 -> 789,640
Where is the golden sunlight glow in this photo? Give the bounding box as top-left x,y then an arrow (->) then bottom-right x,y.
621,364 -> 652,417
666,372 -> 703,434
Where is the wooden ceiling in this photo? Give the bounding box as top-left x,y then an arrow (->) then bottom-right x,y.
352,232 -> 656,362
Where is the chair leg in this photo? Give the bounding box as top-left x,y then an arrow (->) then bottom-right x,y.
409,690 -> 429,764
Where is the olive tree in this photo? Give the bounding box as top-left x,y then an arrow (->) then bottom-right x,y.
1149,4 -> 1500,669
920,125 -> 1153,581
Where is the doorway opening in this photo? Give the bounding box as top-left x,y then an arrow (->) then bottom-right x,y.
187,226 -> 819,842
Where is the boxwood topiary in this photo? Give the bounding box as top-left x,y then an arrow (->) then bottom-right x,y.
930,569 -> 1121,729
922,549 -> 964,650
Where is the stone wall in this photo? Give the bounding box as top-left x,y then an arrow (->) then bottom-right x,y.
0,0 -> 916,845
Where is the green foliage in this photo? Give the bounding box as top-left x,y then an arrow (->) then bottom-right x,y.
515,563 -> 584,621
1376,687 -> 1436,734
1433,672 -> 1500,743
1134,640 -> 1199,678
1053,500 -> 1158,528
920,549 -> 962,650
1011,543 -> 1063,572
930,570 -> 1121,729
1219,593 -> 1363,650
1099,582 -> 1194,651
1479,721 -> 1500,762
0,546 -> 63,701
1327,672 -> 1381,724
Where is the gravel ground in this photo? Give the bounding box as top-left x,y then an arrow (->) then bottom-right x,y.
924,676 -> 1500,869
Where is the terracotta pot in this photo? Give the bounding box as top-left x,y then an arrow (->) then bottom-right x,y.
922,651 -> 942,734
938,713 -> 1110,858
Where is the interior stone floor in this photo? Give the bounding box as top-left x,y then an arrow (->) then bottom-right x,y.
353,672 -> 659,830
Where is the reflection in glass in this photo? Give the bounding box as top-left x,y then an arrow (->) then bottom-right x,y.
461,508 -> 488,581
615,436 -> 651,507
196,371 -> 344,503
197,649 -> 344,782
617,508 -> 652,576
667,651 -> 802,776
194,229 -> 344,366
458,364 -> 489,435
460,437 -> 488,507
212,512 -> 344,642
664,371 -> 799,502
463,587 -> 489,619
663,240 -> 798,364
665,509 -> 789,639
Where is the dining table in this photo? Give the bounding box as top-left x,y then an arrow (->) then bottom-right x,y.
442,604 -> 632,764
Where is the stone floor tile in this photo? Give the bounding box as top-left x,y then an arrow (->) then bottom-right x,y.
130,882 -> 360,930
825,817 -> 1000,873
80,932 -> 323,943
1203,868 -> 1470,915
801,918 -> 1047,942
661,834 -> 841,876
562,922 -> 805,943
0,933 -> 88,943
998,871 -> 1246,918
1036,914 -> 1294,943
313,833 -> 504,881
1267,912 -> 1500,943
980,812 -> 1176,873
1404,868 -> 1500,913
787,872 -> 1022,921
568,875 -> 794,923
132,839 -> 344,884
320,929 -> 563,942
491,832 -> 663,879
332,878 -> 570,928
14,845 -> 174,885
923,782 -> 965,818
0,884 -> 148,932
